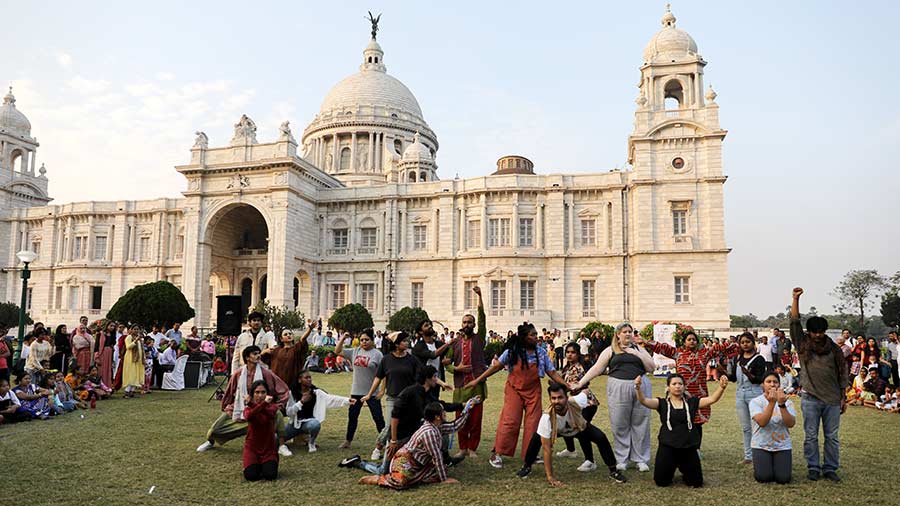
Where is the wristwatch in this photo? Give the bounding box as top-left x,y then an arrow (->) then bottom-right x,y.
777,404 -> 787,408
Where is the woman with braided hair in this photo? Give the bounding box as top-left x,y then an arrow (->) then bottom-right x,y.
465,322 -> 568,469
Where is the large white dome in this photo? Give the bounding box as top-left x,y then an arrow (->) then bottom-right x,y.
642,7 -> 700,64
0,88 -> 32,137
320,70 -> 424,120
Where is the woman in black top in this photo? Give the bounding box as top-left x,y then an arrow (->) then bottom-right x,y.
49,324 -> 71,375
636,374 -> 729,487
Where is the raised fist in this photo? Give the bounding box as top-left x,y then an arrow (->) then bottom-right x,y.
792,287 -> 804,298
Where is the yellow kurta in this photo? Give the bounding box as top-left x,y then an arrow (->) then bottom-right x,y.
122,335 -> 145,388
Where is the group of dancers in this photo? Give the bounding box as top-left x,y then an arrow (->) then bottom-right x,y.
195,286 -> 847,489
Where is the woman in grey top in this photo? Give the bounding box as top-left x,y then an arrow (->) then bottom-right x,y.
572,322 -> 655,472
335,328 -> 385,449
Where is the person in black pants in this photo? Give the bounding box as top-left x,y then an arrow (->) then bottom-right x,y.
515,382 -> 627,486
636,374 -> 729,488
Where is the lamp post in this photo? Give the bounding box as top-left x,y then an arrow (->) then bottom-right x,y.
12,250 -> 38,363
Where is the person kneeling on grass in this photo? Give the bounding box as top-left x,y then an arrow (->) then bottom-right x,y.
635,374 -> 729,488
243,379 -> 280,481
357,402 -> 462,490
280,369 -> 356,456
749,372 -> 796,484
515,382 -> 627,486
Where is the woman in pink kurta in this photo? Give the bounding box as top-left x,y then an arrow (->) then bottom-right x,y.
93,322 -> 117,387
72,326 -> 94,376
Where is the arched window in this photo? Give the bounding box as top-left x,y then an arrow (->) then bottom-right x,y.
240,278 -> 253,319
420,171 -> 427,182
259,275 -> 268,302
339,147 -> 351,171
664,79 -> 683,109
10,150 -> 25,173
409,171 -> 417,182
374,57 -> 379,63
394,139 -> 403,154
293,277 -> 300,308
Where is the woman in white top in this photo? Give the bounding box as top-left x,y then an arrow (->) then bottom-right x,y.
749,371 -> 796,484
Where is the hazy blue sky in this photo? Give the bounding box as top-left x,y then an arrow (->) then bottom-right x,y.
5,1 -> 898,317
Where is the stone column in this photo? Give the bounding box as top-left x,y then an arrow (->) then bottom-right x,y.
318,274 -> 327,316
479,194 -> 487,249
399,208 -> 407,256
536,201 -> 544,249
86,216 -> 95,262
350,132 -> 357,171
66,217 -> 75,261
348,271 -> 355,304
368,132 -> 375,172
433,207 -> 440,253
332,134 -> 340,172
458,207 -> 466,253
511,193 -> 519,247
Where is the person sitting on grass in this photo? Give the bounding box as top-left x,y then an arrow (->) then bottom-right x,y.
874,386 -> 897,411
305,350 -> 323,373
357,402 -> 462,490
635,374 -> 729,488
324,352 -> 337,374
774,364 -> 795,395
515,382 -> 626,486
0,378 -> 28,424
280,370 -> 356,457
53,371 -> 86,411
242,379 -> 280,482
13,372 -> 54,420
84,365 -> 113,400
749,371 -> 796,484
861,366 -> 887,408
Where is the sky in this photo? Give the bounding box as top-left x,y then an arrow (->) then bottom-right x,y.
4,1 -> 898,317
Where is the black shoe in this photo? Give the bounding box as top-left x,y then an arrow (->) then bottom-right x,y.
447,454 -> 466,468
807,470 -> 820,481
823,471 -> 841,482
609,470 -> 627,483
516,466 -> 532,479
339,455 -> 361,468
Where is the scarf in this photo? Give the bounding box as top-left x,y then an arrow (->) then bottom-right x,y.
233,365 -> 263,421
546,398 -> 587,445
666,396 -> 692,432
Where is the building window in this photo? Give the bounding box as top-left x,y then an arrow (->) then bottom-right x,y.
30,240 -> 41,257
518,218 -> 533,247
359,283 -> 376,311
464,280 -> 477,309
488,218 -> 510,247
175,235 -> 184,259
413,225 -> 427,251
411,282 -> 424,308
94,236 -> 107,260
138,236 -> 150,262
26,287 -> 33,311
467,220 -> 480,248
360,227 -> 377,251
330,284 -> 346,309
675,276 -> 691,304
74,236 -> 88,259
332,228 -> 348,249
580,219 -> 596,246
90,286 -> 103,310
581,280 -> 595,317
55,286 -> 63,310
520,280 -> 535,310
69,286 -> 80,312
339,147 -> 351,171
490,280 -> 507,311
672,209 -> 687,236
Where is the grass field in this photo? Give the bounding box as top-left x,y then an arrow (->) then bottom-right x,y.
3,373 -> 898,506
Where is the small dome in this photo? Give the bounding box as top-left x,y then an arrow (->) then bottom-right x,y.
0,87 -> 32,137
402,132 -> 432,162
643,6 -> 699,64
493,155 -> 534,175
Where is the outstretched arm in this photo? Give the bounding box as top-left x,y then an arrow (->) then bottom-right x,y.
634,376 -> 659,410
576,347 -> 613,389
698,376 -> 729,409
464,360 -> 504,389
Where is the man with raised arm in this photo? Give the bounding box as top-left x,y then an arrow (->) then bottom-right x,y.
790,287 -> 848,483
445,286 -> 486,458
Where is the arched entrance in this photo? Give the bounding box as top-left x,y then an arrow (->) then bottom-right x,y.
202,203 -> 270,325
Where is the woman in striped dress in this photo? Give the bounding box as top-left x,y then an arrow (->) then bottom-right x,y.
642,331 -> 738,443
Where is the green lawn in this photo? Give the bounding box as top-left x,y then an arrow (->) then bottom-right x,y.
4,373 -> 896,506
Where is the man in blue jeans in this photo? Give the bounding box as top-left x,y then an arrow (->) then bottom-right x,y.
790,287 -> 848,482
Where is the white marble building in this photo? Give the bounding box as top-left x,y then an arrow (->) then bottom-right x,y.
0,7 -> 731,331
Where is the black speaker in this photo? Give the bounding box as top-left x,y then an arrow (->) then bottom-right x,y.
184,362 -> 201,389
216,295 -> 242,336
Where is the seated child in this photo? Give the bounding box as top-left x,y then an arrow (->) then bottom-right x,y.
54,371 -> 86,411
774,364 -> 795,395
0,378 -> 29,424
875,386 -> 898,411
84,365 -> 113,400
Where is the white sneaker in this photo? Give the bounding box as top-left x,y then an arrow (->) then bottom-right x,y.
637,462 -> 650,472
556,449 -> 578,458
370,448 -> 382,461
535,456 -> 544,464
196,441 -> 214,453
278,444 -> 293,457
308,442 -> 318,453
489,453 -> 503,469
615,463 -> 627,472
577,460 -> 597,472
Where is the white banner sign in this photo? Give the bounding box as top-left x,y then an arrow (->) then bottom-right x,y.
652,324 -> 677,375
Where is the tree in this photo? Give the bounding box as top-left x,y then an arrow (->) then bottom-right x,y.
579,321 -> 615,342
251,299 -> 306,337
106,281 -> 195,329
882,290 -> 900,330
730,313 -> 762,328
0,301 -> 31,333
831,269 -> 887,329
386,306 -> 430,336
328,303 -> 374,335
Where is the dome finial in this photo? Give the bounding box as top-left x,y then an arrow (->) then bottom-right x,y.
366,11 -> 382,40
662,3 -> 676,27
3,86 -> 15,106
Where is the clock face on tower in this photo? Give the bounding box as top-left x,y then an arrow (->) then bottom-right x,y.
672,157 -> 685,170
